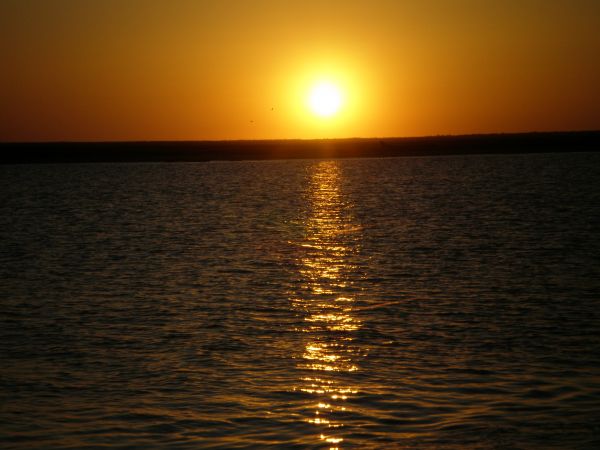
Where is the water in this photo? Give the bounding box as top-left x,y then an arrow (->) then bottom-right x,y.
1,152 -> 599,449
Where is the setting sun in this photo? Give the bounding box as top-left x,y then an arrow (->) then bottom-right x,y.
1,2 -> 600,450
308,82 -> 344,118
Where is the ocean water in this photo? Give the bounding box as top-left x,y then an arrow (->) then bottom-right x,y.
1,152 -> 599,449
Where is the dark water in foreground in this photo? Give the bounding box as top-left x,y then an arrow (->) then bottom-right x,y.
1,153 -> 599,449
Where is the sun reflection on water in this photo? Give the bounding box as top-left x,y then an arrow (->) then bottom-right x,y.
291,160 -> 363,448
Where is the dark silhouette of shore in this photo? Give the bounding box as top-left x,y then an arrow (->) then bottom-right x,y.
1,131 -> 599,164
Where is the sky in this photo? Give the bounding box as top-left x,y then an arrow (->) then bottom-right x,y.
1,0 -> 599,141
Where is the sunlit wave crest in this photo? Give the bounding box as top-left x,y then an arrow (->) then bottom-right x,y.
290,160 -> 364,449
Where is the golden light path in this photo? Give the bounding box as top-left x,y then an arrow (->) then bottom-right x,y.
291,161 -> 364,449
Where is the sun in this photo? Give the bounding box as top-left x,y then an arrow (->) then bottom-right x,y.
308,82 -> 343,118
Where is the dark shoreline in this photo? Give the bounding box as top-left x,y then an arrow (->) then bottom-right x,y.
1,131 -> 599,164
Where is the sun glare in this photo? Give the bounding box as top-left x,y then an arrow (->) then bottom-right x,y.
308,82 -> 343,118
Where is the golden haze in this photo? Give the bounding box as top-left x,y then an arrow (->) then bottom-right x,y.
1,0 -> 599,141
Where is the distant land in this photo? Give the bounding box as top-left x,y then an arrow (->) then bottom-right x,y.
1,131 -> 599,164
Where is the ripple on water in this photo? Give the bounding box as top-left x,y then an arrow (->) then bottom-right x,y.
1,154 -> 599,448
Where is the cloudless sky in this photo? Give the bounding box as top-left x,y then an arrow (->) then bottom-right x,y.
1,0 -> 599,141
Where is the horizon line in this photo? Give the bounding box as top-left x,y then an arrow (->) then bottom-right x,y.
2,129 -> 600,145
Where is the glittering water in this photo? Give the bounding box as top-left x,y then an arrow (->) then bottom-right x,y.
1,153 -> 599,449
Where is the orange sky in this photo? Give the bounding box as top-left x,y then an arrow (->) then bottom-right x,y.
1,0 -> 599,141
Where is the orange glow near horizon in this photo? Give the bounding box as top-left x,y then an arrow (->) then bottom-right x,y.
1,1 -> 599,141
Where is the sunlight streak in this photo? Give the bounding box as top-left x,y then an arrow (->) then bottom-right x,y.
290,160 -> 364,448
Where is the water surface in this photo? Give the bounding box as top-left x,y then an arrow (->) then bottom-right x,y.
1,153 -> 599,448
